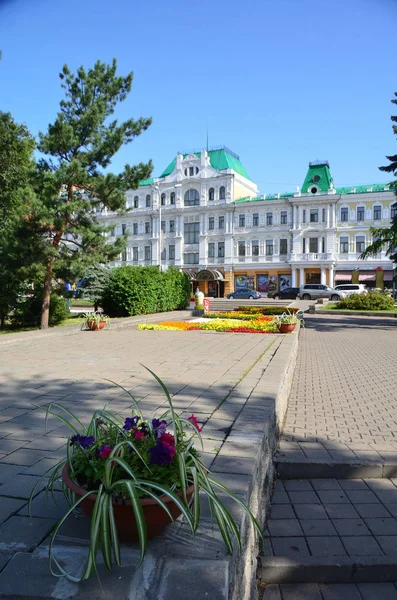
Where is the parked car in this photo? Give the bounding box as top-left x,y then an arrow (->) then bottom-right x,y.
268,287 -> 300,300
334,284 -> 367,297
297,284 -> 346,301
227,289 -> 262,300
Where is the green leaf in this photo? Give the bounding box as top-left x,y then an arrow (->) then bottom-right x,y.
136,480 -> 195,533
122,480 -> 147,564
100,494 -> 112,571
108,500 -> 121,567
102,379 -> 143,419
141,365 -> 178,444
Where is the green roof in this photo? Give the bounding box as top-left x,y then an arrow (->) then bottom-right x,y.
159,147 -> 252,181
235,192 -> 293,203
335,183 -> 390,194
301,162 -> 333,193
139,177 -> 154,187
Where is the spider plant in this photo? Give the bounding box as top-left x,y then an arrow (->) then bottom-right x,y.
81,312 -> 110,330
29,366 -> 263,582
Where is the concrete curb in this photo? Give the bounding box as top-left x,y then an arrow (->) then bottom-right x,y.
276,459 -> 397,479
258,555 -> 397,584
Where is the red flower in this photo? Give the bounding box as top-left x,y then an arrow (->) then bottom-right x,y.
99,445 -> 113,458
159,433 -> 175,446
188,414 -> 202,432
134,430 -> 145,440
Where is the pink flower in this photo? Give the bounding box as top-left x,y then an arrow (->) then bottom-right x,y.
134,430 -> 145,441
159,433 -> 175,447
188,414 -> 202,432
99,445 -> 113,458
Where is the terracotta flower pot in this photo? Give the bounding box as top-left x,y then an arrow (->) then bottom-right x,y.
278,323 -> 296,333
87,320 -> 106,331
62,464 -> 194,541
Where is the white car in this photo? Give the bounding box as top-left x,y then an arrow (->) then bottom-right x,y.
334,284 -> 367,297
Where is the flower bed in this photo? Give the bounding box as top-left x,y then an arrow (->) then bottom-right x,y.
235,306 -> 299,315
138,318 -> 278,333
204,312 -> 274,321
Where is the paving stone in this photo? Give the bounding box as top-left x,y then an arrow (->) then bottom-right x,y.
270,505 -> 296,520
0,449 -> 49,467
321,583 -> 362,600
311,479 -> 342,491
0,515 -> 57,553
300,519 -> 338,536
323,504 -> 360,519
355,504 -> 392,519
267,519 -> 303,537
357,582 -> 397,599
316,490 -> 350,504
0,473 -> 47,499
0,497 -> 25,525
272,490 -> 291,505
156,559 -> 228,600
341,535 -> 384,556
0,463 -> 26,484
331,518 -> 370,536
287,491 -> 320,504
18,490 -> 70,520
373,490 -> 397,504
364,518 -> 397,536
293,504 -> 328,520
279,583 -> 322,600
306,536 -> 347,557
338,480 -> 369,491
345,490 -> 379,504
375,536 -> 397,555
283,480 -> 313,492
271,537 -> 309,558
262,583 -> 282,599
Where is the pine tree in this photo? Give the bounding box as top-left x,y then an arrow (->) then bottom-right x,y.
360,92 -> 397,265
32,59 -> 152,329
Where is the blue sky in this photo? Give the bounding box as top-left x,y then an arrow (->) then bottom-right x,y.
0,0 -> 396,194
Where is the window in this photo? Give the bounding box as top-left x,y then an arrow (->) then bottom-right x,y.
265,240 -> 273,256
146,195 -> 151,207
280,239 -> 288,255
253,213 -> 259,226
161,248 -> 166,260
357,206 -> 365,221
391,203 -> 397,219
184,253 -> 199,264
110,227 -> 115,237
122,249 -> 127,261
208,242 -> 215,258
340,207 -> 348,222
184,222 -> 200,244
134,196 -> 139,208
302,209 -> 306,224
208,217 -> 214,230
208,188 -> 214,201
145,221 -> 151,234
303,238 -> 306,253
189,167 -> 194,177
161,220 -> 166,232
122,223 -> 127,235
133,223 -> 138,235
252,240 -> 259,256
219,186 -> 226,200
219,216 -> 225,229
309,238 -> 318,253
340,236 -> 349,253
310,209 -> 319,223
218,242 -> 225,258
322,208 -> 326,222
184,189 -> 200,206
280,211 -> 287,225
356,236 -> 365,253
239,214 -> 245,227
170,192 -> 175,205
169,220 -> 175,233
169,245 -> 175,260
133,247 -> 138,261
144,246 -> 151,261
266,212 -> 273,225
161,193 -> 166,206
373,205 -> 382,220
322,237 -> 325,253
238,241 -> 246,256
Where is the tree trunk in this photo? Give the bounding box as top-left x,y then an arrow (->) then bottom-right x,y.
40,259 -> 53,330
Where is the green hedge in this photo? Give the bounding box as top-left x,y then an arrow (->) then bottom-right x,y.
337,291 -> 395,311
101,266 -> 191,317
12,294 -> 69,327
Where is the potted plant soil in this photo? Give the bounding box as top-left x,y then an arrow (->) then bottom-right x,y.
30,367 -> 262,582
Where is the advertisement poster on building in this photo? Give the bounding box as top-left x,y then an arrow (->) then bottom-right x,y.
246,275 -> 255,290
268,275 -> 277,293
235,275 -> 247,290
278,274 -> 291,291
208,282 -> 217,297
257,274 -> 269,293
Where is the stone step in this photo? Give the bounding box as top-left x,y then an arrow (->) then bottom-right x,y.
276,458 -> 397,480
258,555 -> 397,584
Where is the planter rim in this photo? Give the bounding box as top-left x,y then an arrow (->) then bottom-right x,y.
62,463 -> 194,507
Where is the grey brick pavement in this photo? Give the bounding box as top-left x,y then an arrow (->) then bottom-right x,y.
261,582 -> 397,600
280,314 -> 397,463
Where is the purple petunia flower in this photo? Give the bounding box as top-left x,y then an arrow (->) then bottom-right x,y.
70,434 -> 95,448
123,416 -> 140,431
152,418 -> 167,439
148,440 -> 175,466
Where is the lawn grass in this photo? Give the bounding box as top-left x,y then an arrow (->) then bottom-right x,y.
317,303 -> 397,314
70,299 -> 94,307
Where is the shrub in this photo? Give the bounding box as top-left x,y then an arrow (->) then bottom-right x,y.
12,293 -> 69,327
101,266 -> 190,317
337,291 -> 395,311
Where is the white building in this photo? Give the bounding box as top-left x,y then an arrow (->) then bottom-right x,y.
98,147 -> 396,296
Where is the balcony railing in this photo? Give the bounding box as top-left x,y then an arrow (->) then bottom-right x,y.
292,253 -> 334,261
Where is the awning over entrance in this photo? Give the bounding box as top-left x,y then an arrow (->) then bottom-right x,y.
183,269 -> 198,280
359,271 -> 376,282
384,271 -> 394,281
334,271 -> 352,282
196,269 -> 224,281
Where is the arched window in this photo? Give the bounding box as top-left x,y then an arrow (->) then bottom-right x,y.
219,186 -> 226,200
170,192 -> 175,205
146,195 -> 151,207
161,193 -> 166,206
184,189 -> 200,206
208,188 -> 215,201
134,196 -> 139,208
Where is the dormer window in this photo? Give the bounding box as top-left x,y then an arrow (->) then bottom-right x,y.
184,166 -> 199,177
